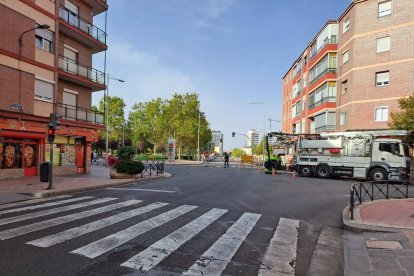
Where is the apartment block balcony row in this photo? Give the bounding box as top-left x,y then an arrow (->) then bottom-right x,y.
57,103 -> 104,125
58,56 -> 105,91
308,96 -> 336,110
59,5 -> 107,53
309,68 -> 336,86
310,38 -> 337,60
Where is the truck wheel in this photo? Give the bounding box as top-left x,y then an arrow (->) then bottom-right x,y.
369,168 -> 387,181
316,165 -> 331,179
299,166 -> 313,177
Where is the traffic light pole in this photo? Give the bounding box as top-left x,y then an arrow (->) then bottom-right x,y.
47,141 -> 54,190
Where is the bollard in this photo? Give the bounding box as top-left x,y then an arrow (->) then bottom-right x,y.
272,167 -> 275,176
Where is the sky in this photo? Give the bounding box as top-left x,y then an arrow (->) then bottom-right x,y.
92,0 -> 350,151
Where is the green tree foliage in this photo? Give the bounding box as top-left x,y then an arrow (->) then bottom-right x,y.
389,94 -> 414,145
231,148 -> 243,157
98,96 -> 126,142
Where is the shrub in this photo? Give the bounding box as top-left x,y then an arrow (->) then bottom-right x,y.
116,146 -> 136,161
114,160 -> 144,174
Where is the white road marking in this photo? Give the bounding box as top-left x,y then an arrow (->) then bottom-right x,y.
106,188 -> 176,193
27,202 -> 168,247
121,208 -> 228,272
0,195 -> 72,210
258,218 -> 299,276
0,200 -> 140,240
71,205 -> 198,259
0,196 -> 93,215
182,212 -> 261,275
0,197 -> 117,226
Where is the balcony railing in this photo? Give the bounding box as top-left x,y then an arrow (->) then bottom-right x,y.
314,125 -> 336,133
58,56 -> 105,85
310,38 -> 337,60
59,5 -> 106,45
308,96 -> 336,110
309,68 -> 336,86
57,103 -> 104,125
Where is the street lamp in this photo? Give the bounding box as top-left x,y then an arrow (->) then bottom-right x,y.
105,74 -> 125,159
197,111 -> 204,161
19,24 -> 50,46
249,102 -> 266,166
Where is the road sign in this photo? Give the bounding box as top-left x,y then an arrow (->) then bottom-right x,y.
167,139 -> 175,160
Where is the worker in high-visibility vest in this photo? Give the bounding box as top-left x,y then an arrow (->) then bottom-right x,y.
264,154 -> 277,174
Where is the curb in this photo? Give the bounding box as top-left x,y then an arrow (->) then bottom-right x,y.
20,172 -> 172,199
342,204 -> 399,233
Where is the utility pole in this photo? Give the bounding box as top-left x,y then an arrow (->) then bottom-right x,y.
268,118 -> 282,132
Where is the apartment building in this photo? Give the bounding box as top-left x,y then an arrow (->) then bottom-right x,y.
337,0 -> 414,130
211,130 -> 223,155
247,129 -> 259,147
282,0 -> 414,135
282,21 -> 339,134
0,0 -> 107,179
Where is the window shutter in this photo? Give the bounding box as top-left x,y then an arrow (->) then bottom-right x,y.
379,1 -> 392,16
35,80 -> 54,102
376,72 -> 389,86
377,37 -> 390,52
343,51 -> 349,64
63,91 -> 77,108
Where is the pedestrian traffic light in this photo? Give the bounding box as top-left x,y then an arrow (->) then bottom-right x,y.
47,125 -> 55,143
232,132 -> 235,137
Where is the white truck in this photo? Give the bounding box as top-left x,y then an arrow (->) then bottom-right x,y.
294,130 -> 411,181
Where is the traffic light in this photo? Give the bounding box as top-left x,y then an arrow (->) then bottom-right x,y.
47,113 -> 58,143
232,132 -> 235,137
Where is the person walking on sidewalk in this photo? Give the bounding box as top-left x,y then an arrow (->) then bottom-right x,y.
224,152 -> 229,168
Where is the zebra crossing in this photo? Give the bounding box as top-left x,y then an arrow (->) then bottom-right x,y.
0,195 -> 300,275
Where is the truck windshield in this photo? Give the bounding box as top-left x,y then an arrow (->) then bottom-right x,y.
403,144 -> 410,157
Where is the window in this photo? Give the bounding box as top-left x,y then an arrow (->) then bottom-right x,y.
379,143 -> 400,155
35,79 -> 54,102
35,28 -> 54,53
377,36 -> 390,53
343,18 -> 350,34
376,71 -> 389,86
340,112 -> 347,125
304,55 -> 307,65
374,106 -> 388,121
378,1 -> 392,17
63,90 -> 77,108
342,80 -> 348,95
342,50 -> 349,64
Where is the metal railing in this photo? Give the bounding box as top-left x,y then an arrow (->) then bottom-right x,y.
58,56 -> 105,85
310,38 -> 337,60
349,180 -> 412,220
59,5 -> 106,44
314,125 -> 336,133
309,68 -> 337,86
56,103 -> 104,125
141,161 -> 165,177
308,96 -> 336,110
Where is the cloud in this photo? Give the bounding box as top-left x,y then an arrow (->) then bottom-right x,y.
93,42 -> 196,111
206,0 -> 237,17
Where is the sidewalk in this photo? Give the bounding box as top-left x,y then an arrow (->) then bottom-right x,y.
343,199 -> 414,275
0,165 -> 169,205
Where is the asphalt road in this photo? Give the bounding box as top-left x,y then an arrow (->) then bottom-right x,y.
0,161 -> 355,276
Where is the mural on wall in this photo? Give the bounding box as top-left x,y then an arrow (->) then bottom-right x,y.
24,146 -> 34,167
61,145 -> 76,166
5,145 -> 15,168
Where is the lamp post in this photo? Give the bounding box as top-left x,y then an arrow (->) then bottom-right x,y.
105,74 -> 125,160
197,111 -> 203,161
249,102 -> 266,166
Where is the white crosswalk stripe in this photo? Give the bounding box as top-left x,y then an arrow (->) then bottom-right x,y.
258,218 -> 299,276
0,196 -> 93,215
0,200 -> 140,240
27,202 -> 168,247
0,196 -> 301,275
121,208 -> 228,272
71,205 -> 198,259
182,212 -> 261,275
0,197 -> 116,226
0,195 -> 72,210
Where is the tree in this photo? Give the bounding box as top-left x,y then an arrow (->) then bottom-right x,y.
231,148 -> 243,157
137,141 -> 146,153
389,94 -> 414,145
109,140 -> 119,152
124,139 -> 132,147
98,96 -> 126,143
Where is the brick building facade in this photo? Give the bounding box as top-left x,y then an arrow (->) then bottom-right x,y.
0,0 -> 107,179
282,0 -> 414,135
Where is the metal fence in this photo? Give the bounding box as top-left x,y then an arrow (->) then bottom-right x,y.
349,180 -> 412,220
141,161 -> 165,177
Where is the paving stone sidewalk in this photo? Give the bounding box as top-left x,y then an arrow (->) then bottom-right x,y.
0,165 -> 169,204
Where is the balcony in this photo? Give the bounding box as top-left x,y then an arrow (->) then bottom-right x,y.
309,96 -> 336,110
310,38 -> 337,61
309,68 -> 336,86
58,56 -> 105,91
57,103 -> 104,125
315,125 -> 336,133
59,6 -> 107,53
83,0 -> 108,15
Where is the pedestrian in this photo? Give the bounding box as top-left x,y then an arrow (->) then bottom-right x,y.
93,151 -> 98,163
224,152 -> 229,168
91,151 -> 94,165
